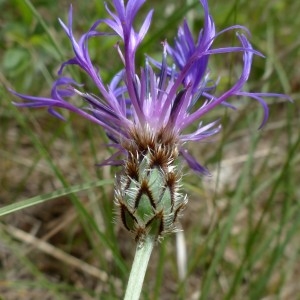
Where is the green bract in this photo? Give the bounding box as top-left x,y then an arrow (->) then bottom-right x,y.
115,128 -> 187,242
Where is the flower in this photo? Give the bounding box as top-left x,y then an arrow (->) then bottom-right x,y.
11,0 -> 289,241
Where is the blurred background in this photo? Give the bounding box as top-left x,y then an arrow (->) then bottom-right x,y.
0,0 -> 299,299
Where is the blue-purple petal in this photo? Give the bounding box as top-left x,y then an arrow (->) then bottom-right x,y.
11,0 -> 290,174
180,148 -> 211,176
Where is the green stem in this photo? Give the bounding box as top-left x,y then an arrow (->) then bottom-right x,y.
124,236 -> 155,300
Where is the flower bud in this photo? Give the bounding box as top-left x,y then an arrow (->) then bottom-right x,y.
115,128 -> 187,242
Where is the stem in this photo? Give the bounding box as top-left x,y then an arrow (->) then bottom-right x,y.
124,236 -> 155,300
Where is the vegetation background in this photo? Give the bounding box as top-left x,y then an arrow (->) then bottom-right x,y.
0,0 -> 299,299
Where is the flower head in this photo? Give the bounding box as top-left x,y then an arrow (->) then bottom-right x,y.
11,0 -> 289,241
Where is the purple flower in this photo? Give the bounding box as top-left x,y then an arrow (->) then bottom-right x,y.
10,0 -> 291,239
11,0 -> 288,174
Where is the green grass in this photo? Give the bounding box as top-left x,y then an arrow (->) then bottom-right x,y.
1,0 -> 299,299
